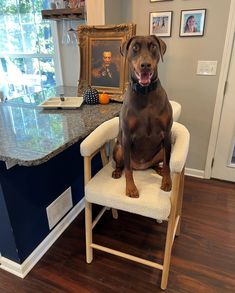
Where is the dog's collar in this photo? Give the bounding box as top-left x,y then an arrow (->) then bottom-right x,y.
131,79 -> 159,94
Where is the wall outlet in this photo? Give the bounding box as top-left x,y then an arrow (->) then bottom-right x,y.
197,61 -> 217,76
46,187 -> 73,230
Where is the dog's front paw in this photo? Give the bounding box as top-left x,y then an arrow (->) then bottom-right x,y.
126,185 -> 139,198
112,168 -> 122,179
161,176 -> 172,192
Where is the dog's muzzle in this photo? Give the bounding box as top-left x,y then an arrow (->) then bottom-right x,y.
134,70 -> 154,87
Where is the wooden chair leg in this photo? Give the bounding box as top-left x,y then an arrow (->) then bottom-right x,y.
161,217 -> 175,290
100,146 -> 108,166
161,173 -> 180,290
85,200 -> 93,263
176,169 -> 185,236
112,208 -> 118,219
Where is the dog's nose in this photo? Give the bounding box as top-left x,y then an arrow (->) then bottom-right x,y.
140,62 -> 151,70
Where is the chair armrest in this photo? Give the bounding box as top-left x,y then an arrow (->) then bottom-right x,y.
80,117 -> 119,157
170,122 -> 190,173
80,117 -> 189,173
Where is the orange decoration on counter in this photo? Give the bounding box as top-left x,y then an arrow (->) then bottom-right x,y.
99,92 -> 110,104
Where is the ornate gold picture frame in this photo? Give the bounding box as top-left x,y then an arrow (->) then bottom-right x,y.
77,23 -> 136,96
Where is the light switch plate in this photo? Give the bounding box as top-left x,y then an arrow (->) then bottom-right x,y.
197,61 -> 217,76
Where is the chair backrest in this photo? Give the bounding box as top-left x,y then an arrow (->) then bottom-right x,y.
170,122 -> 190,173
80,100 -> 181,157
80,118 -> 190,175
170,100 -> 181,121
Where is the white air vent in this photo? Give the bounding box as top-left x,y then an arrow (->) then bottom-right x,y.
46,187 -> 73,230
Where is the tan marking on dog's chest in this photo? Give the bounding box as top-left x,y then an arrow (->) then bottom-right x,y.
128,115 -> 138,130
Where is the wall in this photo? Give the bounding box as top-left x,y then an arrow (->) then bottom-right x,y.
58,0 -> 231,173
104,0 -> 124,25
87,0 -> 105,25
57,20 -> 83,87
123,0 -> 231,172
57,0 -> 121,87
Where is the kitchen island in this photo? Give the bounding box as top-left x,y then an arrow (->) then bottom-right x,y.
0,87 -> 122,277
0,87 -> 122,167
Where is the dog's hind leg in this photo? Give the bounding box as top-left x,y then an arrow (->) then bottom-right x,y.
152,149 -> 164,176
152,164 -> 163,176
112,142 -> 124,178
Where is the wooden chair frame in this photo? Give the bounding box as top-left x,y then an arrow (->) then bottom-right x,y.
80,115 -> 189,290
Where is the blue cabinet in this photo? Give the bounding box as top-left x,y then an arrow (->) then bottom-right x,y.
0,140 -> 101,264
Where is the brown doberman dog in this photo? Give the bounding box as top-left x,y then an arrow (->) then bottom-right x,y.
112,35 -> 173,198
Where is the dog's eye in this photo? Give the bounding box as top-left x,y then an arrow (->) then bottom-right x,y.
151,44 -> 157,50
132,44 -> 139,52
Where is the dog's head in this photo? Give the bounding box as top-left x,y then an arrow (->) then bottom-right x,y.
121,35 -> 166,87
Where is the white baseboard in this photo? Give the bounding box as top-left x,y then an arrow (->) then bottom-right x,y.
0,198 -> 85,278
0,257 -> 24,278
185,167 -> 205,178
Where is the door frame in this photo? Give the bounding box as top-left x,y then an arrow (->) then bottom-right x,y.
205,0 -> 235,179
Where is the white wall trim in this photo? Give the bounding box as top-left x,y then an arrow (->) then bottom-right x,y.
0,198 -> 84,278
0,257 -> 23,278
185,167 -> 205,179
205,0 -> 235,179
86,0 -> 105,25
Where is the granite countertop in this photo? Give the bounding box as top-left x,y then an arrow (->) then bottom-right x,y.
0,87 -> 122,167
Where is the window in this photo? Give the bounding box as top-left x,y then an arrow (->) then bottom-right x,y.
0,0 -> 58,100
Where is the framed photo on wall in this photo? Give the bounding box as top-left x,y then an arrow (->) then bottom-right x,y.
150,11 -> 173,37
180,9 -> 206,37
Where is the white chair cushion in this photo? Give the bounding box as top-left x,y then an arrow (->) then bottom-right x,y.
85,162 -> 171,220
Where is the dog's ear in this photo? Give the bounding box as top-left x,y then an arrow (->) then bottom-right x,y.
158,38 -> 167,61
120,36 -> 135,56
151,35 -> 166,62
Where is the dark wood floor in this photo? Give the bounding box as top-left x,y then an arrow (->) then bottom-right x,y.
0,176 -> 235,293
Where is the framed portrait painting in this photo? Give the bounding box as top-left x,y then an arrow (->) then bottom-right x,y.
77,23 -> 136,95
150,11 -> 172,37
180,9 -> 206,37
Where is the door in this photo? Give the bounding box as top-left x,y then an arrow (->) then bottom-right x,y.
211,35 -> 235,182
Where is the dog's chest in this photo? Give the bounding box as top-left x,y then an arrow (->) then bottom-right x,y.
128,115 -> 164,164
128,106 -> 166,136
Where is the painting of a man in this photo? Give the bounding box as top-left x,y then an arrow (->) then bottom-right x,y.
91,50 -> 120,87
90,39 -> 121,88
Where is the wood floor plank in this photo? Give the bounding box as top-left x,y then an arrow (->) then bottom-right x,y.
0,176 -> 235,293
